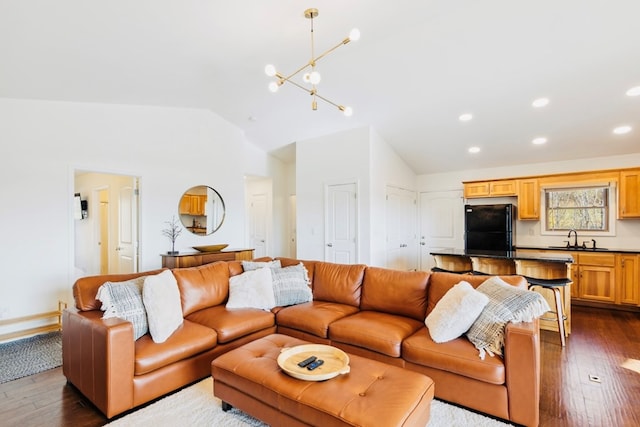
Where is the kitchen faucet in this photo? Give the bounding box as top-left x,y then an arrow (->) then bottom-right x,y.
567,229 -> 578,248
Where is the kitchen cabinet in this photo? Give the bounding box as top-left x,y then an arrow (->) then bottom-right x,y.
179,194 -> 206,216
463,179 -> 517,198
572,253 -> 617,303
619,169 -> 640,218
517,179 -> 540,220
618,254 -> 639,305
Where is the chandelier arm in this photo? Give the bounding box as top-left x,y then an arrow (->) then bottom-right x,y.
313,92 -> 342,109
280,62 -> 313,82
280,77 -> 343,111
312,38 -> 351,64
282,77 -> 314,95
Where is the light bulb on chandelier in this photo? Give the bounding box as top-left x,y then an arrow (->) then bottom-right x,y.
264,8 -> 358,116
303,71 -> 321,85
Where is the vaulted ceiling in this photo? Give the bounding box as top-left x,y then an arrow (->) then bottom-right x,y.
1,1 -> 639,174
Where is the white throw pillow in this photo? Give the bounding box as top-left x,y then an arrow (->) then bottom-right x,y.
226,267 -> 276,311
425,281 -> 489,343
143,270 -> 184,343
96,276 -> 148,340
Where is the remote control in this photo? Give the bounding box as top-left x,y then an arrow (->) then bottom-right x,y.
306,359 -> 324,371
297,356 -> 317,368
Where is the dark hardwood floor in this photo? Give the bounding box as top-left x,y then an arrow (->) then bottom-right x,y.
1,305 -> 639,427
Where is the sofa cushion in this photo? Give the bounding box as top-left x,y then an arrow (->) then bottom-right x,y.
402,327 -> 505,385
133,319 -> 217,375
276,301 -> 360,339
329,311 -> 424,357
186,305 -> 275,344
143,270 -> 184,343
96,277 -> 148,340
172,261 -> 230,316
311,262 -> 366,307
226,267 -> 276,311
425,281 -> 489,343
360,267 -> 430,321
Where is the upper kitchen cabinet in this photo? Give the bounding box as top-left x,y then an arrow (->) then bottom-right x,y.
463,179 -> 517,198
517,179 -> 540,220
619,169 -> 640,219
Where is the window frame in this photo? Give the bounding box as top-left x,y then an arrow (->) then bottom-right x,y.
540,182 -> 616,237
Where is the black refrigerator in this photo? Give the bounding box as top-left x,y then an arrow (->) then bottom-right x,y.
464,204 -> 515,251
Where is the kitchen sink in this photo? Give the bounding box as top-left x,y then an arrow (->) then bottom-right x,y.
547,245 -> 609,251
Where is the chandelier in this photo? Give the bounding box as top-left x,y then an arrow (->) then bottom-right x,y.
264,8 -> 360,116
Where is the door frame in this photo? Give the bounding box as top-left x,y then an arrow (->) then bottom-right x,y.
70,166 -> 141,280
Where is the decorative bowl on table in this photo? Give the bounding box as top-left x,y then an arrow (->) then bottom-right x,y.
277,344 -> 350,381
192,244 -> 229,252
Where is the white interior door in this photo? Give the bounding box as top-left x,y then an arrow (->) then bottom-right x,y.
249,193 -> 268,258
386,186 -> 418,271
325,183 -> 357,264
116,178 -> 138,274
288,195 -> 297,258
419,190 -> 464,271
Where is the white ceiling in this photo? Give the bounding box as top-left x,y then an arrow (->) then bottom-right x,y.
1,0 -> 639,174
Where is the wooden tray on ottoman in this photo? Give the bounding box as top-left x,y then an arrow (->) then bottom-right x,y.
277,344 -> 350,381
212,334 -> 434,427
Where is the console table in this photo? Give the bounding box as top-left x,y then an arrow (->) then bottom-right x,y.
160,248 -> 254,268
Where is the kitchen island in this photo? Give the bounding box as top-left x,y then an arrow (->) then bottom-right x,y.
430,249 -> 574,337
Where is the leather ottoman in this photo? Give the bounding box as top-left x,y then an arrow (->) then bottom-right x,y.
211,334 -> 434,427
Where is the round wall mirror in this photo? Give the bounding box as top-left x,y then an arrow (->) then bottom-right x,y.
178,185 -> 225,235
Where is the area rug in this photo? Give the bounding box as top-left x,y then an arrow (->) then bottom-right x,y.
0,331 -> 62,384
106,377 -> 512,426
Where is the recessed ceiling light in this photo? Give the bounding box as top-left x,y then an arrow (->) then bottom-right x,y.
613,125 -> 632,135
626,86 -> 640,97
459,113 -> 473,122
468,146 -> 480,154
532,137 -> 547,145
532,98 -> 550,108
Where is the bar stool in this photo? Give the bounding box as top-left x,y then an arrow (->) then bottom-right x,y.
525,277 -> 571,347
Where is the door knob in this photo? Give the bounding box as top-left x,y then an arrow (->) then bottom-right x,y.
327,243 -> 333,247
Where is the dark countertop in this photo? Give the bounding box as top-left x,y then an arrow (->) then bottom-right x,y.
515,245 -> 640,255
430,248 -> 574,263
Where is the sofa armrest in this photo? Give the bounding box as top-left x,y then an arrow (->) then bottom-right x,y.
504,319 -> 540,427
62,308 -> 136,418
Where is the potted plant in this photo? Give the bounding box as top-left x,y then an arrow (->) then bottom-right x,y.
162,216 -> 183,255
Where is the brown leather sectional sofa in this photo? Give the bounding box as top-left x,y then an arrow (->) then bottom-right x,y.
63,257 -> 540,426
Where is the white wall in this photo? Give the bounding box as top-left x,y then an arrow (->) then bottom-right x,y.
369,128 -> 417,266
0,98 -> 285,328
417,153 -> 640,250
295,126 -> 417,266
296,127 -> 372,262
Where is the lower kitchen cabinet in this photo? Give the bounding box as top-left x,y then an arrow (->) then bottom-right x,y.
573,253 -> 617,303
618,254 -> 640,305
